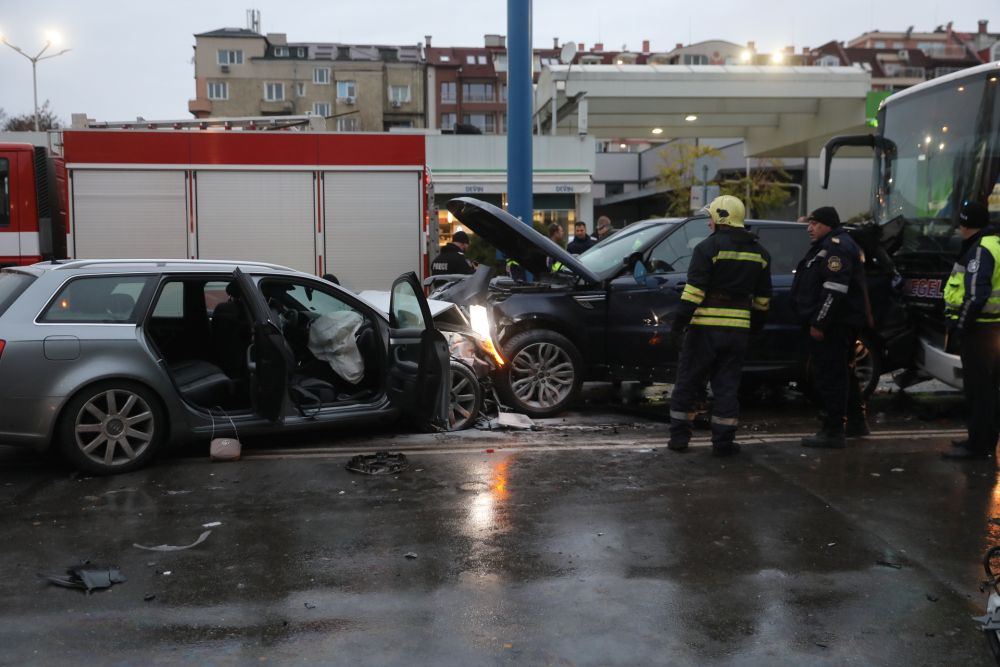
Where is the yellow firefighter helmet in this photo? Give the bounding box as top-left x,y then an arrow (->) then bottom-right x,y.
706,195 -> 746,227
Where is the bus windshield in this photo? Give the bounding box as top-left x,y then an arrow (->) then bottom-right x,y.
875,72 -> 1000,256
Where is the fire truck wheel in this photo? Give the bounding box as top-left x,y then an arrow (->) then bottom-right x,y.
58,381 -> 167,475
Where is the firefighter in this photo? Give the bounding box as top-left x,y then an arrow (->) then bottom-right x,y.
791,206 -> 871,448
942,201 -> 1000,461
431,230 -> 475,275
668,195 -> 772,456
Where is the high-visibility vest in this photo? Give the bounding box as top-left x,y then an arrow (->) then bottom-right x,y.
944,235 -> 1000,323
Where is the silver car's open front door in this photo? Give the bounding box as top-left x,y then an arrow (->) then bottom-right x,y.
232,268 -> 290,421
386,272 -> 450,427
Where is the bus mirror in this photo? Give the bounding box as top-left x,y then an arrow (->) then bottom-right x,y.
820,134 -> 876,189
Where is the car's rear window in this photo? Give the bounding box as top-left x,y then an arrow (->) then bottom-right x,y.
40,275 -> 152,324
0,270 -> 36,317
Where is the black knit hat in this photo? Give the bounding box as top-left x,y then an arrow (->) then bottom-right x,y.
959,201 -> 990,229
807,206 -> 841,228
452,230 -> 470,244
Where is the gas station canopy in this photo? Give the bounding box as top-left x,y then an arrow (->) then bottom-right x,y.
534,65 -> 871,157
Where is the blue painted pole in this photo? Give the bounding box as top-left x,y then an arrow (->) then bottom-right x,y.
507,0 -> 533,226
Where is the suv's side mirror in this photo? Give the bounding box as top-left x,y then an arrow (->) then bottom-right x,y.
624,251 -> 648,283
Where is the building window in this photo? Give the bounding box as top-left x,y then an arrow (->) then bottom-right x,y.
313,102 -> 331,116
441,112 -> 456,130
439,55 -> 451,62
874,41 -> 886,49
314,67 -> 330,84
816,55 -> 840,67
217,49 -> 244,65
274,46 -> 288,57
384,120 -> 413,130
461,82 -> 494,102
462,113 -> 495,134
683,54 -> 709,65
337,80 -> 357,99
295,82 -> 306,97
389,85 -> 411,104
207,81 -> 228,100
264,82 -> 285,101
336,116 -> 359,131
466,54 -> 477,64
500,84 -> 508,102
501,113 -> 507,133
477,55 -> 487,65
297,47 -> 306,58
441,81 -> 456,102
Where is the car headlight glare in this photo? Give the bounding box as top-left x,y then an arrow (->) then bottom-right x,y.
469,304 -> 504,366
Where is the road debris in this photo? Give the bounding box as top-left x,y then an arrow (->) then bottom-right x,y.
496,413 -> 534,430
40,563 -> 126,593
404,552 -> 418,559
346,451 -> 409,475
202,521 -> 222,528
134,530 -> 212,552
876,560 -> 902,569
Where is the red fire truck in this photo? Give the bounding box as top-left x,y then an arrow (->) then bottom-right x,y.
0,119 -> 433,291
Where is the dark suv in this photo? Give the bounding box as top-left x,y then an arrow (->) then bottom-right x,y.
444,197 -> 913,417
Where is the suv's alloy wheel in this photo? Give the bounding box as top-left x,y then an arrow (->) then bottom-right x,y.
496,329 -> 583,418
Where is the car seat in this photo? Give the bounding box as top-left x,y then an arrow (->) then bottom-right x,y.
212,284 -> 252,377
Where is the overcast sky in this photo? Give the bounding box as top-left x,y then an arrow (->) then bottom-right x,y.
0,0 -> 995,122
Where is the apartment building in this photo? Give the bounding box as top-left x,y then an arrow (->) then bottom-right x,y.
810,23 -> 984,91
189,28 -> 425,131
425,34 -> 560,133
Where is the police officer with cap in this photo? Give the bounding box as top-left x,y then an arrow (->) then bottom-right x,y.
792,206 -> 871,448
942,201 -> 1000,461
668,194 -> 772,456
431,230 -> 475,275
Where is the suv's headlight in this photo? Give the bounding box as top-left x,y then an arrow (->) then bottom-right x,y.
469,304 -> 504,366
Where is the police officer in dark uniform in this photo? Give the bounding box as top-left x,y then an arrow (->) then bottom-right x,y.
668,195 -> 772,456
791,206 -> 870,448
942,201 -> 1000,461
431,230 -> 475,275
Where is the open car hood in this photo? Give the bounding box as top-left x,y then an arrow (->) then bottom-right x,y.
447,197 -> 601,283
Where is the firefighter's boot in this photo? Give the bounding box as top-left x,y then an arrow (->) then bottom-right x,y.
801,421 -> 846,449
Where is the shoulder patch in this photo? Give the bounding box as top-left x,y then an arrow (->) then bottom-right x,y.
827,255 -> 843,272
831,237 -> 841,244
968,258 -> 981,273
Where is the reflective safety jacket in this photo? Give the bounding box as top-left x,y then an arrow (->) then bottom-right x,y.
675,225 -> 772,330
790,227 -> 867,330
943,229 -> 1000,329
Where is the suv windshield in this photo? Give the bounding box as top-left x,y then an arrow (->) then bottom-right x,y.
576,220 -> 678,276
0,270 -> 36,317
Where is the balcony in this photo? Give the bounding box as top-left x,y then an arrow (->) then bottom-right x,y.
933,66 -> 966,78
884,66 -> 926,79
188,98 -> 212,118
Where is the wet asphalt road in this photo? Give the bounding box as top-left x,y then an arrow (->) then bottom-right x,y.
0,386 -> 998,666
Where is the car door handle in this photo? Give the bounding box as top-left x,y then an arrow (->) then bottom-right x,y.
671,282 -> 686,292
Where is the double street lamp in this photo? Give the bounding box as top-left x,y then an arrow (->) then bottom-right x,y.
1,30 -> 71,131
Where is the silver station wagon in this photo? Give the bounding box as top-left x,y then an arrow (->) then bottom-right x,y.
0,260 -> 456,474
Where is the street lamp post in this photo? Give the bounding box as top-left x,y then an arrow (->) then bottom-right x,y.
1,31 -> 70,131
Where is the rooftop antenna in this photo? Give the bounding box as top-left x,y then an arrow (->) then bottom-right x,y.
246,9 -> 261,34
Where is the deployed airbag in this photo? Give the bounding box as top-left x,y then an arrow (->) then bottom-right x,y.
308,311 -> 365,384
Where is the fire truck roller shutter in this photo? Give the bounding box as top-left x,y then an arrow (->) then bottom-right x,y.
196,171 -> 316,274
323,171 -> 421,291
71,170 -> 188,259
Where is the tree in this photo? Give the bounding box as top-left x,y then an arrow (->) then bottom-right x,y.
656,143 -> 723,217
2,100 -> 62,131
718,158 -> 793,219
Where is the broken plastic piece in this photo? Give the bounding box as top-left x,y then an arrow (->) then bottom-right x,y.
404,552 -> 418,559
134,530 -> 212,552
496,412 -> 533,430
346,451 -> 409,475
40,563 -> 126,594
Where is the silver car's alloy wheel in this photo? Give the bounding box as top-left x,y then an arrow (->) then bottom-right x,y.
509,342 -> 576,410
448,363 -> 480,431
74,389 -> 155,467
